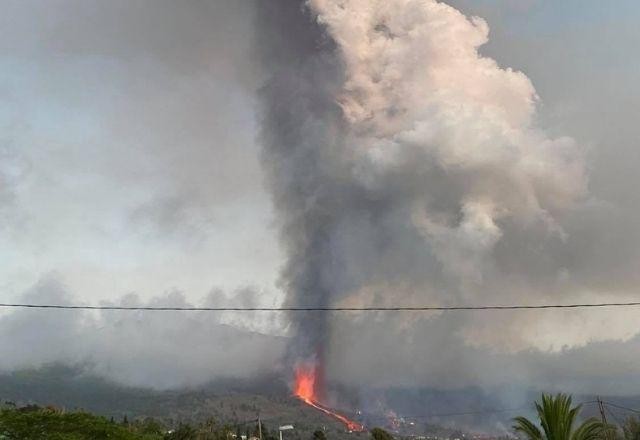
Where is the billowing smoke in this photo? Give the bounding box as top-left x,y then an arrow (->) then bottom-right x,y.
0,276 -> 286,389
258,0 -> 588,390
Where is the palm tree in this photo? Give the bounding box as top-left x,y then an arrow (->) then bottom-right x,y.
513,393 -> 604,440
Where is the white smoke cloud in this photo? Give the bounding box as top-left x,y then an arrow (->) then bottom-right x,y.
309,0 -> 586,289
0,276 -> 286,389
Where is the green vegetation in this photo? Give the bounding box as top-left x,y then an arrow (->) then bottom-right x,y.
512,394 -> 604,440
0,405 -> 162,439
0,365 -> 363,440
10,388 -> 640,440
622,416 -> 640,440
0,403 -> 405,440
369,428 -> 393,440
0,405 -> 343,440
313,430 -> 327,440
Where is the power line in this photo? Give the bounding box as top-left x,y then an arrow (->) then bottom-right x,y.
603,401 -> 640,415
1,302 -> 640,312
597,397 -> 611,440
581,400 -> 600,406
604,405 -> 624,427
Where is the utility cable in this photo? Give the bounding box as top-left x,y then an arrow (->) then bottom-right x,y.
1,302 -> 640,312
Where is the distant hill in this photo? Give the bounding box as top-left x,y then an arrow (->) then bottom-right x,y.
0,364 -> 367,440
0,364 -> 518,435
2,364 -> 635,437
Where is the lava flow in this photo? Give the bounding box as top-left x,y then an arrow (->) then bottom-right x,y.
294,364 -> 364,432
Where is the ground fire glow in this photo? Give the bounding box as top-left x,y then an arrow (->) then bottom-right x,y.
294,364 -> 364,432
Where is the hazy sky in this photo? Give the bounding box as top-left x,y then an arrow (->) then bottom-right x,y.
0,1 -> 281,304
2,0 -> 640,393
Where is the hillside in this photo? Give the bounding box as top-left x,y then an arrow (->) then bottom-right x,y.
0,365 -> 367,440
3,364 -> 631,438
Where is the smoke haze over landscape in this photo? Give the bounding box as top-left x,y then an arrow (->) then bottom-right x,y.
2,0 -> 640,403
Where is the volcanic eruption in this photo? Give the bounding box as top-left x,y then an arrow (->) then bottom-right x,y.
257,0 -> 586,424
294,363 -> 364,432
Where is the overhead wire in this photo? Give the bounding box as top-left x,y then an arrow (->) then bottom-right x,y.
603,401 -> 640,415
1,302 -> 640,312
604,404 -> 624,427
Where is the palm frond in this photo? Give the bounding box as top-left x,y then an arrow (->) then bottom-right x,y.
515,393 -> 593,440
513,416 -> 543,440
571,418 -> 604,440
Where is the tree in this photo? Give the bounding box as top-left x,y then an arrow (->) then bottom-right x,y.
0,407 -> 161,439
313,429 -> 327,440
512,393 -> 604,440
253,421 -> 277,440
165,423 -> 197,440
623,416 -> 640,440
370,427 -> 394,440
133,417 -> 164,436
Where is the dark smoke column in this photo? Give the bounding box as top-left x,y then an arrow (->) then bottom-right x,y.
255,0 -> 587,394
254,0 -> 347,396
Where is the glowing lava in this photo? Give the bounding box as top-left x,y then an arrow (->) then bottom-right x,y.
294,364 -> 364,432
295,365 -> 316,403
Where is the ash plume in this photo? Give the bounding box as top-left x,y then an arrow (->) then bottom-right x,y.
257,0 -> 588,389
256,0 -> 346,377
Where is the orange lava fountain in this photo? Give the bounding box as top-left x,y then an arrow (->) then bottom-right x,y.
294,364 -> 364,432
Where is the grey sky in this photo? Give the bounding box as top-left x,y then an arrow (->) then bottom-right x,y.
0,0 -> 281,304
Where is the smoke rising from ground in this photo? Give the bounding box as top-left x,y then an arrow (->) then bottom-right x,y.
258,0 -> 640,392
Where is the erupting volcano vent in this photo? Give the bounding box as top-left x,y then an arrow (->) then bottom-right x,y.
259,0 -> 588,419
294,363 -> 364,432
294,363 -> 316,403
